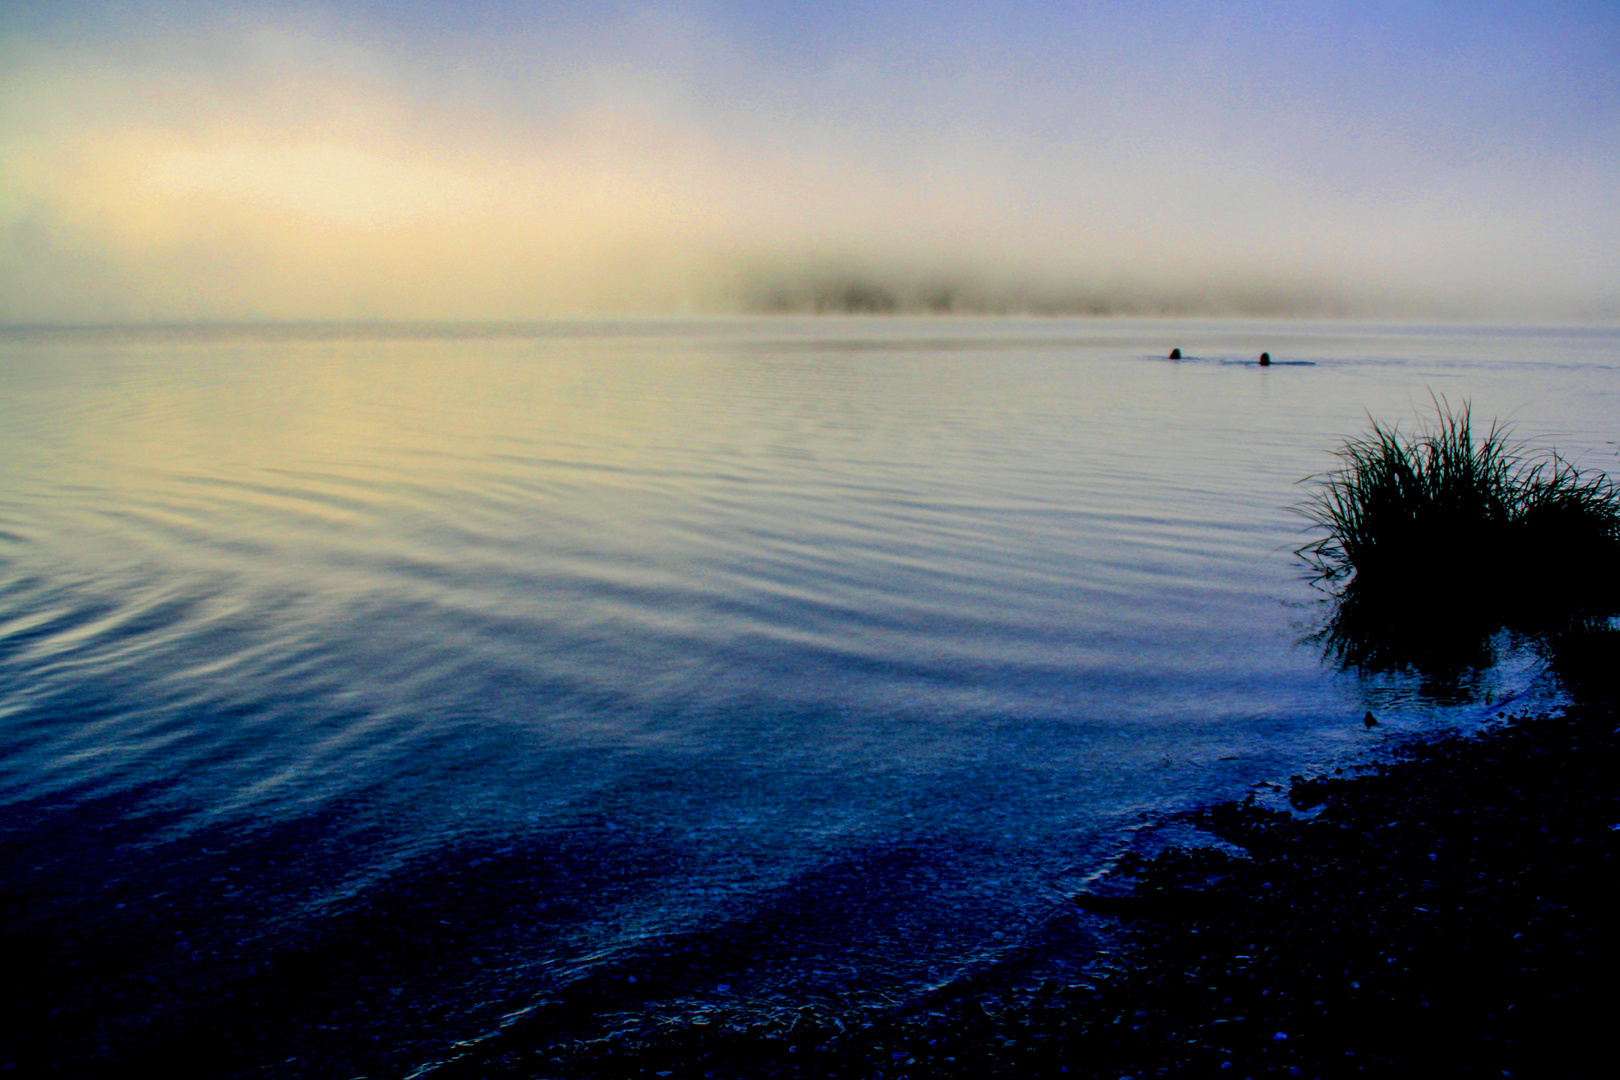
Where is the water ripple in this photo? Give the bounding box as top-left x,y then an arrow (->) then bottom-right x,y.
0,319 -> 1608,1071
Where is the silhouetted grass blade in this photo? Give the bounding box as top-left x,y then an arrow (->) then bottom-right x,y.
1296,396 -> 1620,679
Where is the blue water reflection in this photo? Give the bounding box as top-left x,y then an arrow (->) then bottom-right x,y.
0,318 -> 1613,1073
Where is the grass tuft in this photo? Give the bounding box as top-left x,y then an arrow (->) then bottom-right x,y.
1296,398 -> 1620,675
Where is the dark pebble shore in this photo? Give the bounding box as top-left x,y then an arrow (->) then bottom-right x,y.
441,635 -> 1619,1079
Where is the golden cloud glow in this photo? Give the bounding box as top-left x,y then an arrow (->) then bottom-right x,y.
2,19 -> 1616,324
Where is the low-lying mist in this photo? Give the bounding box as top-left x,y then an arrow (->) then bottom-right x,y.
734,260 -> 1360,318
2,10 -> 1616,325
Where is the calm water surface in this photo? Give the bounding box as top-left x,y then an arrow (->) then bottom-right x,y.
2,318 -> 1616,1073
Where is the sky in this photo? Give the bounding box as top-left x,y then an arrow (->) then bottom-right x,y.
2,1 -> 1617,323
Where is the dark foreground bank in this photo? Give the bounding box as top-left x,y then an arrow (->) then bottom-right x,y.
434,641 -> 1618,1079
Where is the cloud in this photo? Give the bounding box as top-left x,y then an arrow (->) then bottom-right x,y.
2,7 -> 1617,323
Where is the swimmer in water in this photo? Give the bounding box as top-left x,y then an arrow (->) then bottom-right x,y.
1259,352 -> 1272,366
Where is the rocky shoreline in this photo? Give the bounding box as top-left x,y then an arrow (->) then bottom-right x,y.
439,636 -> 1618,1079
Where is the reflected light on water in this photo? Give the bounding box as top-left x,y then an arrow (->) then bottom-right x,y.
0,317 -> 1612,1074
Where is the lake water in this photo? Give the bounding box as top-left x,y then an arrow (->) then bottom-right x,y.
2,318 -> 1616,1074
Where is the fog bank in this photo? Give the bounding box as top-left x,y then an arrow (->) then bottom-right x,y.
3,7 -> 1617,324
